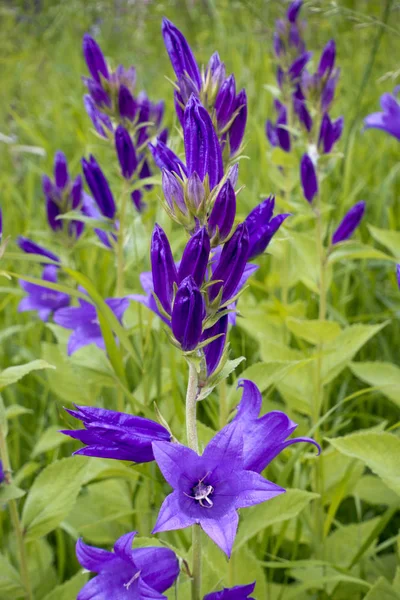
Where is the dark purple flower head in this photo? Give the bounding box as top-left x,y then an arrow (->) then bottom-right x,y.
245,197 -> 290,260
210,223 -> 249,304
229,380 -> 320,473
82,34 -> 109,85
76,531 -> 179,600
204,582 -> 256,600
184,95 -> 223,190
82,155 -> 116,219
288,51 -> 312,80
208,180 -> 236,243
178,227 -> 210,287
118,84 -> 137,121
150,224 -> 178,315
152,426 -> 284,557
215,75 -> 236,129
229,90 -> 247,156
54,151 -> 69,189
318,113 -> 344,154
18,265 -> 70,322
53,294 -> 130,355
115,125 -> 138,179
300,154 -> 318,203
171,276 -> 204,351
318,39 -> 336,78
162,18 -> 201,92
287,0 -> 303,23
365,91 -> 400,141
275,104 -> 291,152
62,405 -> 171,462
332,201 -> 365,245
17,237 -> 60,264
202,313 -> 228,377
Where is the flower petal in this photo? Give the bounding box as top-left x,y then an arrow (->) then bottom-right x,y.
152,491 -> 196,533
200,510 -> 238,557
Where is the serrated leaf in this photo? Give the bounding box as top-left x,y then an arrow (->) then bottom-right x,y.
41,571 -> 89,600
0,360 -> 55,390
22,456 -> 88,540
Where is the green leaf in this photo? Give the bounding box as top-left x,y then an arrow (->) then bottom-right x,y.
363,577 -> 400,600
0,360 -> 55,390
31,426 -> 69,457
235,489 -> 318,549
350,361 -> 400,408
286,318 -> 342,345
0,482 -> 26,503
5,405 -> 33,420
41,572 -> 89,600
327,431 -> 400,497
0,554 -> 25,599
352,475 -> 400,506
22,456 -> 88,540
368,224 -> 400,257
328,241 -> 395,264
197,357 -> 245,401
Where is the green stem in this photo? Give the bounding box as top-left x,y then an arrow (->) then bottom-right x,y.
116,184 -> 129,296
185,361 -> 201,600
0,430 -> 33,600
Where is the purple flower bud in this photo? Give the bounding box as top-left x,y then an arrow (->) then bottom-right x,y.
321,69 -> 340,112
184,95 -> 223,189
204,582 -> 256,600
397,264 -> 400,290
215,75 -> 236,129
54,151 -> 69,189
162,170 -> 186,215
289,23 -> 304,51
245,197 -> 290,259
293,93 -> 312,132
149,140 -> 187,177
82,155 -> 116,219
208,180 -> 236,242
210,223 -> 249,303
332,201 -> 365,245
276,105 -> 291,152
228,163 -> 239,187
0,460 -> 4,484
17,237 -> 60,263
84,77 -> 111,108
207,52 -> 226,88
300,154 -> 318,203
287,0 -> 302,23
186,172 -> 205,209
178,227 -> 210,287
118,85 -> 137,121
277,66 -> 285,88
229,89 -> 247,156
202,313 -> 228,377
71,175 -> 83,209
151,224 -> 178,314
171,276 -> 203,351
318,39 -> 336,78
46,196 -> 62,232
332,116 -> 344,145
131,189 -> 145,213
266,120 -> 278,147
162,18 -> 201,91
288,51 -> 312,80
82,34 -> 109,84
115,125 -> 137,179
273,32 -> 284,57
158,128 -> 169,145
84,95 -> 112,138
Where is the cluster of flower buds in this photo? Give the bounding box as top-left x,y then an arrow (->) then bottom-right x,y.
162,18 -> 247,160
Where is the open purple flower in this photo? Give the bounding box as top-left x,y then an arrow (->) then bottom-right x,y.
204,582 -> 256,600
18,265 -> 70,322
53,294 -> 130,355
228,380 -> 320,473
76,531 -> 179,600
364,91 -> 400,141
152,426 -> 285,557
61,405 -> 171,462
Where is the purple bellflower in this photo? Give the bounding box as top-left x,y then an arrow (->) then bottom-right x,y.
76,531 -> 179,600
208,180 -> 236,244
300,154 -> 318,203
61,405 -> 171,462
202,314 -> 228,378
18,265 -> 70,322
178,227 -> 210,287
53,294 -> 130,355
82,155 -> 116,219
318,113 -> 344,154
204,582 -> 256,600
0,460 -> 5,484
152,425 -> 285,557
228,380 -> 320,473
17,237 -> 60,264
364,91 -> 400,141
115,125 -> 138,179
244,197 -> 290,260
287,0 -> 302,23
162,18 -> 201,94
171,276 -> 204,351
332,201 -> 366,245
150,224 -> 178,315
209,223 -> 249,304
396,264 -> 400,290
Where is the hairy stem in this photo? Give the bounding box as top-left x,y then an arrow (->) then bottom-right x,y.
185,360 -> 201,600
0,429 -> 33,600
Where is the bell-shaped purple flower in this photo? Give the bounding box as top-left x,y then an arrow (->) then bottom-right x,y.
178,227 -> 210,287
82,34 -> 109,84
229,90 -> 247,156
17,237 -> 60,263
215,75 -> 236,129
149,139 -> 187,177
209,223 -> 249,304
300,154 -> 318,203
82,155 -> 116,219
208,180 -> 236,242
287,0 -> 302,23
202,313 -> 228,377
332,201 -> 365,245
76,532 -> 179,600
229,380 -> 320,473
204,582 -> 256,600
364,91 -> 400,141
152,425 -> 285,557
245,197 -> 290,260
62,405 -> 171,462
184,95 -> 223,189
162,18 -> 201,91
18,265 -> 70,322
151,224 -> 178,314
171,276 -> 203,351
162,170 -> 186,215
115,125 -> 137,179
318,39 -> 336,78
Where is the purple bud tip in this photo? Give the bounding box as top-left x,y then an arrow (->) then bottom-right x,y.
318,39 -> 336,78
178,227 -> 210,287
162,18 -> 201,91
115,125 -> 137,179
171,275 -> 204,351
54,151 -> 69,189
300,154 -> 318,203
151,224 -> 178,314
332,201 -> 366,245
396,264 -> 400,290
287,0 -> 303,23
208,179 -> 236,242
82,33 -> 109,84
